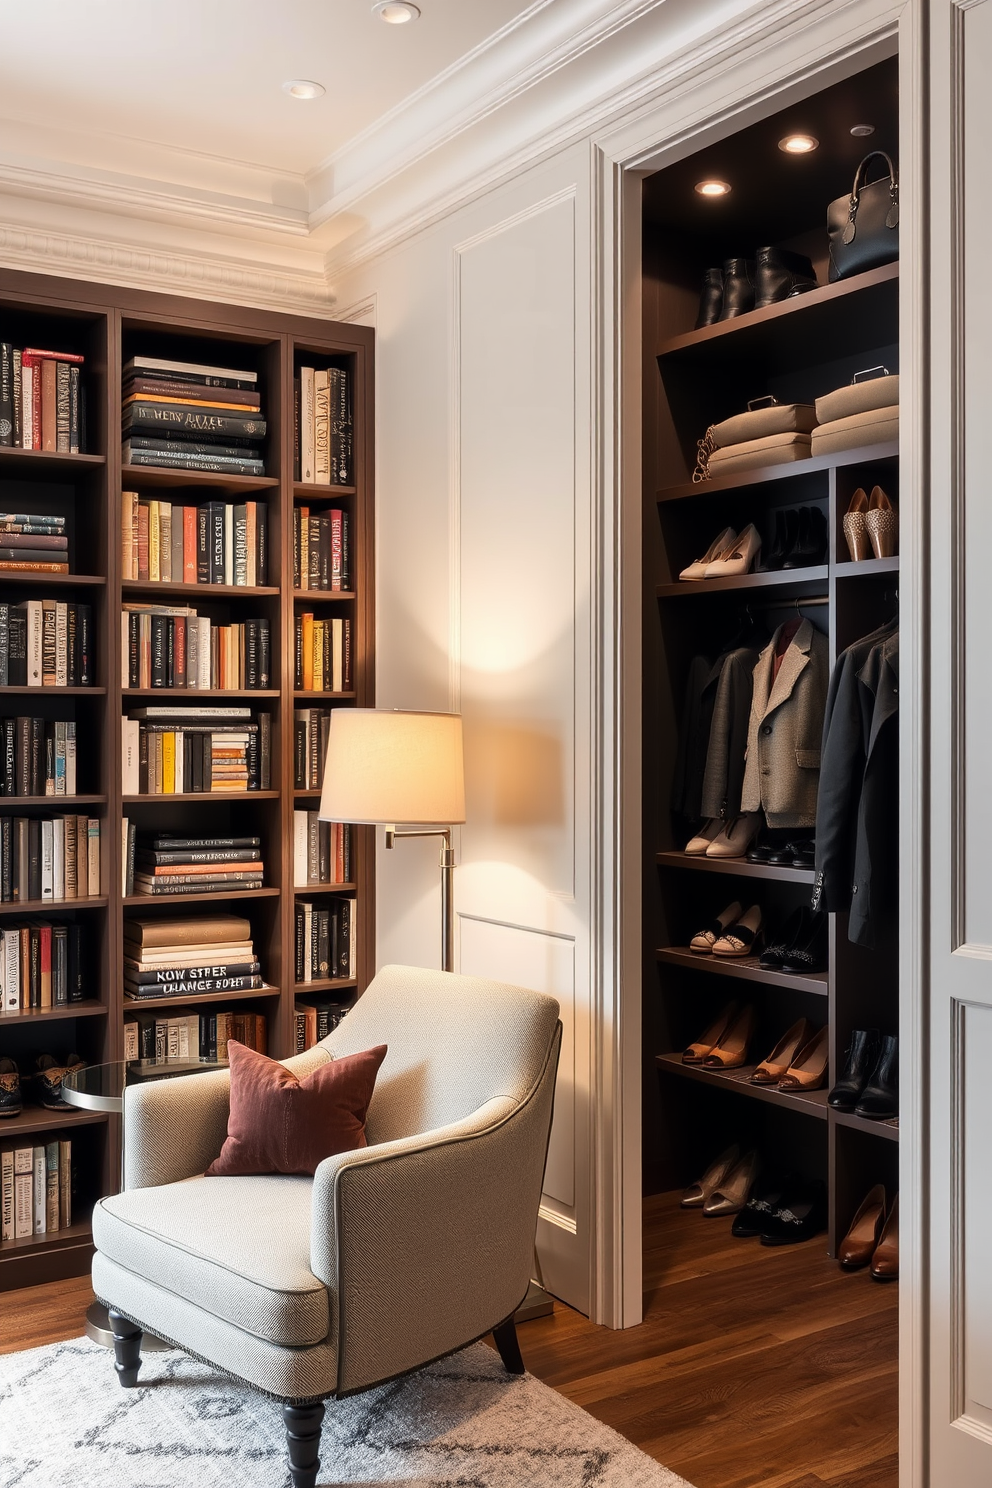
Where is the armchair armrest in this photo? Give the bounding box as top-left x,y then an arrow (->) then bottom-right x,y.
122,1068 -> 231,1189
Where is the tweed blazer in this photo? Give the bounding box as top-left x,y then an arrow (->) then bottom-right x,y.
741,619 -> 829,828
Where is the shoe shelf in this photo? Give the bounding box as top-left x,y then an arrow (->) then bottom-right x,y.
656,566 -> 828,600
0,1001 -> 107,1026
124,984 -> 280,1012
656,945 -> 828,997
831,1107 -> 900,1143
0,1105 -> 109,1136
655,851 -> 815,885
656,441 -> 899,505
655,1051 -> 829,1120
834,555 -> 900,578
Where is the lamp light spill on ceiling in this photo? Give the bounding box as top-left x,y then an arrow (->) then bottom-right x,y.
373,1 -> 421,21
694,180 -> 732,198
850,124 -> 876,137
282,80 -> 325,100
779,133 -> 819,153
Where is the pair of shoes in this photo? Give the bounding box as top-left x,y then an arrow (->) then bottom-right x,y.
0,1057 -> 22,1117
0,1053 -> 85,1116
759,906 -> 828,973
682,1001 -> 756,1069
844,486 -> 899,560
690,902 -> 762,958
680,524 -> 762,579
694,248 -> 817,327
749,838 -> 815,868
751,1020 -> 829,1090
732,1170 -> 827,1244
684,814 -> 762,859
682,1144 -> 761,1216
839,1187 -> 899,1279
761,507 -> 828,571
828,1030 -> 898,1119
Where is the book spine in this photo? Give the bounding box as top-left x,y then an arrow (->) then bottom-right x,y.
301,366 -> 315,482
41,359 -> 57,453
0,343 -> 12,447
69,365 -> 80,453
55,360 -> 71,452
314,371 -> 330,483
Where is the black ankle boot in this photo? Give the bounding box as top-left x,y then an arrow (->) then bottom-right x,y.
754,246 -> 818,309
695,267 -> 724,328
761,508 -> 798,571
855,1034 -> 898,1119
782,506 -> 828,568
828,1028 -> 882,1111
719,258 -> 756,320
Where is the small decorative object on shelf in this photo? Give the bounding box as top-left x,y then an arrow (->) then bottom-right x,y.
121,707 -> 271,795
121,356 -> 266,476
121,604 -> 271,690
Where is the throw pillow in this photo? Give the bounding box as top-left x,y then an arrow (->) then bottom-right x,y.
205,1040 -> 387,1177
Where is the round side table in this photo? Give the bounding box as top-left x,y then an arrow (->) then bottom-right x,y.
62,1057 -> 228,1350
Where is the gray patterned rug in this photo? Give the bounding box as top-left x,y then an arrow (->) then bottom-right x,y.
0,1336 -> 692,1487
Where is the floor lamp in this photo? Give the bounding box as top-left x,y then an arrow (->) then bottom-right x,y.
319,709 -> 465,972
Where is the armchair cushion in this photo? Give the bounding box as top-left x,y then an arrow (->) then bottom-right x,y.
205,1040 -> 387,1177
92,1173 -> 329,1348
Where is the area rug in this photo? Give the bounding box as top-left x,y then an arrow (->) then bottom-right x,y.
0,1336 -> 693,1488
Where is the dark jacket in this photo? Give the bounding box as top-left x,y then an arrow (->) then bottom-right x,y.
700,645 -> 760,821
671,653 -> 722,821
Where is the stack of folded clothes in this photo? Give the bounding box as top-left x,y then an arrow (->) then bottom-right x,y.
693,400 -> 819,481
811,372 -> 898,456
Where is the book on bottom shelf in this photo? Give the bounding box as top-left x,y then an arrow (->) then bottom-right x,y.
0,920 -> 86,1010
0,1138 -> 72,1243
124,1009 -> 266,1063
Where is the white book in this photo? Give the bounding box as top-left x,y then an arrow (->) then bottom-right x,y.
223,506 -> 234,586
293,810 -> 308,888
4,931 -> 20,1013
14,1170 -> 32,1238
52,817 -> 65,901
303,900 -> 313,981
66,722 -> 76,795
175,1018 -> 189,1059
198,617 -> 211,690
331,617 -> 343,694
32,1146 -> 45,1234
123,1020 -> 139,1061
24,599 -> 43,686
301,366 -> 315,482
127,354 -> 257,384
1,1149 -> 14,1240
167,1019 -> 181,1059
122,717 -> 140,795
88,819 -> 100,896
41,820 -> 53,900
314,370 -> 330,484
187,619 -> 198,689
55,602 -> 68,687
20,364 -> 32,448
174,731 -> 184,794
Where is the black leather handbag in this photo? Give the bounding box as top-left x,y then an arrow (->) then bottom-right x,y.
827,151 -> 899,282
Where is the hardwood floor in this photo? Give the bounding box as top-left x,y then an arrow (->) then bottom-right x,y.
1,1190 -> 897,1488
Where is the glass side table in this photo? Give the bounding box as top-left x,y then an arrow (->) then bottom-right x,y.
62,1057 -> 228,1349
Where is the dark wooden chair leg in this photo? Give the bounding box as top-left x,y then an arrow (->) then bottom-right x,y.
283,1401 -> 324,1488
107,1309 -> 142,1388
492,1317 -> 525,1374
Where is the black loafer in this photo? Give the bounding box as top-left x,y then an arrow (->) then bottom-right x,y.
791,840 -> 816,868
759,907 -> 810,968
759,1178 -> 827,1246
766,841 -> 803,865
732,1170 -> 792,1238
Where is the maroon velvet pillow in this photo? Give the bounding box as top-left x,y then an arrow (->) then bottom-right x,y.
205,1040 -> 387,1177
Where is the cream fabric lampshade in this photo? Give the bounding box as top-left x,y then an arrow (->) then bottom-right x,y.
318,709 -> 466,825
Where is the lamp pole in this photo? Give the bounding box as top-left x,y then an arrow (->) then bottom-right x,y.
384,826 -> 455,972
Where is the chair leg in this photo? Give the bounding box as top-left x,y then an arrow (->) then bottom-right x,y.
283,1401 -> 324,1488
107,1309 -> 142,1388
492,1317 -> 525,1375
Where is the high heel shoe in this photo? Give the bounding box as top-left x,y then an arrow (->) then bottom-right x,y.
703,523 -> 762,578
870,1193 -> 899,1280
680,526 -> 738,581
855,1033 -> 898,1119
690,900 -> 743,953
682,1000 -> 739,1064
711,904 -> 763,958
681,1142 -> 740,1208
843,487 -> 871,562
684,819 -> 722,855
759,907 -> 809,968
704,1148 -> 761,1216
701,1003 -> 757,1069
705,811 -> 762,859
751,1017 -> 814,1085
839,1184 -> 887,1269
779,909 -> 828,973
777,1025 -> 829,1090
865,485 -> 898,558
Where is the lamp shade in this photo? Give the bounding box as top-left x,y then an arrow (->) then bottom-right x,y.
318,709 -> 465,825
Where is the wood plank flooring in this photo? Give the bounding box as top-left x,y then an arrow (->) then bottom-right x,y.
1,1190 -> 897,1488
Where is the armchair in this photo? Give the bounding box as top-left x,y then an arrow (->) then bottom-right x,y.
91,964 -> 562,1488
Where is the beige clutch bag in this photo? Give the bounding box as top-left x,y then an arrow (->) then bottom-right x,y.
815,374 -> 899,425
810,405 -> 898,456
710,402 -> 818,448
707,432 -> 813,475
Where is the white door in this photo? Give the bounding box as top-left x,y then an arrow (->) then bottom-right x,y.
929,0 -> 992,1478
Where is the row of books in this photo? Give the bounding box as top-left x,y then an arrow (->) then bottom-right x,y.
0,816 -> 100,902
122,356 -> 266,476
0,600 -> 93,687
293,507 -> 350,591
121,709 -> 271,796
126,832 -> 265,900
294,614 -> 351,693
1,1140 -> 73,1243
294,708 -> 332,791
293,813 -> 352,887
1,718 -> 79,797
0,344 -> 84,453
124,914 -> 263,1001
124,1010 -> 267,1060
0,511 -> 68,573
122,606 -> 271,691
295,898 -> 356,983
296,366 -> 351,485
0,922 -> 86,1011
294,999 -> 350,1052
121,493 -> 270,586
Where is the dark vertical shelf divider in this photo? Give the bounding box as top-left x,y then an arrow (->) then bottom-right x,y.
0,269 -> 374,1291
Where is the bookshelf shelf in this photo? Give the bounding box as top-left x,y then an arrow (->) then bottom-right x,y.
295,882 -> 356,894
123,887 -> 281,907
122,581 -> 280,599
124,984 -> 279,1011
0,795 -> 107,807
0,1217 -> 93,1258
0,896 -> 108,915
0,1000 -> 107,1025
294,978 -> 358,995
122,792 -> 280,804
122,688 -> 280,699
292,590 -> 356,600
0,571 -> 105,587
1,1106 -> 109,1136
1,686 -> 105,696
0,447 -> 106,476
122,465 -> 278,493
294,690 -> 356,701
293,483 -> 356,499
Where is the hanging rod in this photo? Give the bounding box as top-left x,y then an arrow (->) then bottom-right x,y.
749,594 -> 829,609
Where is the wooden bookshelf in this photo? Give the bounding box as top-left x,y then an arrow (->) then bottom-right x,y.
0,268 -> 375,1291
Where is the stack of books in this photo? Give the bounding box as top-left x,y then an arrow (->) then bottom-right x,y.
293,708 -> 332,790
294,614 -> 351,693
121,707 -> 271,795
295,897 -> 356,983
129,832 -> 265,898
122,604 -> 271,690
121,493 -> 269,586
0,599 -> 93,687
293,507 -> 350,590
121,356 -> 266,476
124,1008 -> 266,1063
1,1140 -> 72,1244
295,365 -> 351,485
293,999 -> 350,1052
123,914 -> 264,1002
0,511 -> 68,573
1,921 -> 85,1010
0,815 -> 100,901
293,813 -> 351,887
0,718 -> 78,796
0,344 -> 84,452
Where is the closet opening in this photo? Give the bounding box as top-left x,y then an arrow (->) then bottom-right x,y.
640,53 -> 900,1487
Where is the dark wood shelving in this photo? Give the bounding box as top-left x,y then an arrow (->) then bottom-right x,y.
124,984 -> 279,1012
122,687 -> 279,699
0,896 -> 108,915
0,795 -> 107,807
0,1106 -> 109,1136
293,483 -> 356,499
0,1217 -> 93,1261
831,1108 -> 900,1142
0,686 -> 105,696
0,447 -> 105,476
122,465 -> 278,493
293,690 -> 356,701
292,590 -> 356,600
656,442 -> 899,504
294,978 -> 358,995
0,1000 -> 106,1025
655,850 -> 815,884
656,945 -> 828,996
294,882 -> 356,894
655,1051 -> 829,1120
123,887 -> 281,907
0,571 -> 105,586
122,792 -> 280,803
657,566 -> 828,599
122,580 -> 280,598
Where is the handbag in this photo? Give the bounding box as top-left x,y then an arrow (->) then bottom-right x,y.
827,151 -> 899,282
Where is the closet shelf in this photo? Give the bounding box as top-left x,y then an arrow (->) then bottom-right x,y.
831,1108 -> 900,1143
656,441 -> 898,504
655,1051 -> 829,1120
834,555 -> 900,578
0,1000 -> 106,1026
657,567 -> 828,600
655,851 -> 815,885
122,465 -> 278,493
656,946 -> 828,996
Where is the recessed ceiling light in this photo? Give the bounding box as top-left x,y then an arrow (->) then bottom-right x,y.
850,124 -> 876,137
695,180 -> 732,198
779,133 -> 819,154
373,1 -> 421,21
282,80 -> 325,100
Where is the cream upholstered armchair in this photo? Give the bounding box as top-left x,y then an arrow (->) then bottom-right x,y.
91,964 -> 562,1488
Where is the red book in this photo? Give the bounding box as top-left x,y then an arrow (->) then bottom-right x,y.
174,615 -> 186,688
20,352 -> 84,451
330,509 -> 343,591
39,924 -> 52,1008
183,506 -> 197,584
